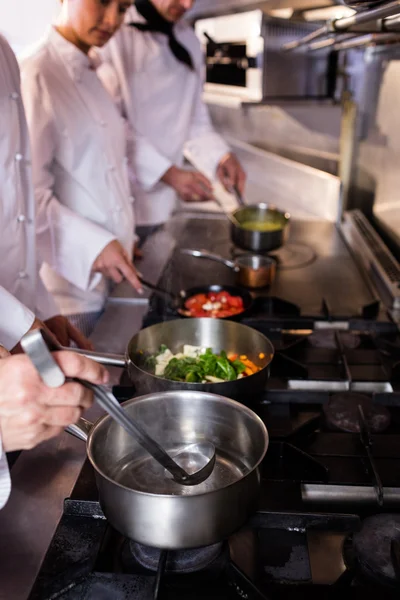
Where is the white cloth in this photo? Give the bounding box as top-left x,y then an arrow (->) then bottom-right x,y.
20,28 -> 135,315
100,7 -> 230,226
0,346 -> 11,510
0,33 -> 58,350
0,434 -> 11,511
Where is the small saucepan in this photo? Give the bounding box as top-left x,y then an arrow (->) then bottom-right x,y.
231,203 -> 290,252
139,278 -> 254,320
181,249 -> 276,289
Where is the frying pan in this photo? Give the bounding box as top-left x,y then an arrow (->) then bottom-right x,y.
140,278 -> 254,321
65,318 -> 274,403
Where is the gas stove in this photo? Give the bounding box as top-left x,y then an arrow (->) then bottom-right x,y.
28,217 -> 400,598
28,383 -> 400,599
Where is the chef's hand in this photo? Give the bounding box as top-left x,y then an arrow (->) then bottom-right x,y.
0,352 -> 109,452
44,315 -> 94,351
162,166 -> 213,202
216,153 -> 246,196
93,240 -> 143,293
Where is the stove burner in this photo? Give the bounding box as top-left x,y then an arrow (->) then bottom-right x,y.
229,242 -> 316,270
128,541 -> 224,573
308,330 -> 360,350
352,514 -> 400,587
323,392 -> 391,433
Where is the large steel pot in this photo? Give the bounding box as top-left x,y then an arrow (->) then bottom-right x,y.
67,391 -> 269,549
69,318 -> 274,404
231,203 -> 290,252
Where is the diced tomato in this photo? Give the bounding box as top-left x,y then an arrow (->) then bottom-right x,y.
184,290 -> 245,318
184,293 -> 208,310
215,291 -> 230,303
228,296 -> 244,309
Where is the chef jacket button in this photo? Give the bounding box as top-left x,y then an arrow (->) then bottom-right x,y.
10,92 -> 20,100
129,195 -> 135,204
17,214 -> 26,223
15,153 -> 23,162
18,271 -> 28,279
108,165 -> 115,172
99,120 -> 107,127
116,206 -> 123,212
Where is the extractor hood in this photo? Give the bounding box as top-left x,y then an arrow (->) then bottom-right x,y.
188,0 -> 336,21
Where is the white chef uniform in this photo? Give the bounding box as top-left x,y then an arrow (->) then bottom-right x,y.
20,28 -> 135,317
0,344 -> 11,510
100,6 -> 230,227
0,33 -> 58,351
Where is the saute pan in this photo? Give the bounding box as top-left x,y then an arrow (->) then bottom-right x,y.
180,249 -> 276,289
66,318 -> 274,403
141,278 -> 254,321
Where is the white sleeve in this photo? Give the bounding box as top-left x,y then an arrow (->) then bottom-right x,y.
0,434 -> 11,511
0,347 -> 12,510
183,70 -> 230,180
21,69 -> 116,292
0,287 -> 35,351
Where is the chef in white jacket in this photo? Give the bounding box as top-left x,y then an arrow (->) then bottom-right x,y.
20,0 -> 142,336
0,344 -> 108,510
0,32 -> 92,351
101,0 -> 246,237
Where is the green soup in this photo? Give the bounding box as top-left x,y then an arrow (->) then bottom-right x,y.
240,220 -> 283,232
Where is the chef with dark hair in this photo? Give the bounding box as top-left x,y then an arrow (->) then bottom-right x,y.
20,0 -> 142,337
101,0 -> 246,240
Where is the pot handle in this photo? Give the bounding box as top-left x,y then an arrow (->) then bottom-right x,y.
65,417 -> 93,442
180,249 -> 238,271
58,347 -> 127,368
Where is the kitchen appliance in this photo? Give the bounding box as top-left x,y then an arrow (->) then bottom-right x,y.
195,11 -> 336,102
27,214 -> 400,599
180,249 -> 277,288
63,390 -> 268,550
139,278 -> 255,318
231,203 -> 290,252
61,318 -> 274,403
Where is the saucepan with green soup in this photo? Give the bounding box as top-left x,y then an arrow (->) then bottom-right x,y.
230,203 -> 290,252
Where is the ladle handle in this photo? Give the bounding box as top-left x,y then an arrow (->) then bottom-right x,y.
20,329 -> 191,484
180,248 -> 237,271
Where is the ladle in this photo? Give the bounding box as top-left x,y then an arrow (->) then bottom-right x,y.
20,329 -> 216,486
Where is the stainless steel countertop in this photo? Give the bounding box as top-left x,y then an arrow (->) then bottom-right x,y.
0,223 -> 179,600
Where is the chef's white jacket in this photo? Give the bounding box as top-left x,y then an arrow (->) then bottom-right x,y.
0,345 -> 11,510
0,33 -> 59,351
101,7 -> 230,226
20,28 -> 135,316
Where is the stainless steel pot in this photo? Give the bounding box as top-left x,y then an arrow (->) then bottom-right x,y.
231,203 -> 290,252
67,391 -> 269,549
181,249 -> 276,289
68,318 -> 274,404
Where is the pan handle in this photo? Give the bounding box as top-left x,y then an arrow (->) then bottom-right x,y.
58,347 -> 127,368
65,417 -> 93,442
180,249 -> 238,271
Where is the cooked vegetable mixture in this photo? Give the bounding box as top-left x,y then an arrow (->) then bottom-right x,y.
146,344 -> 261,383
